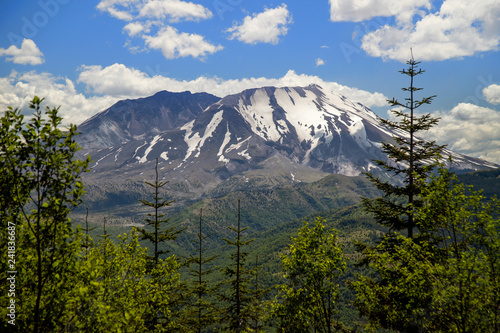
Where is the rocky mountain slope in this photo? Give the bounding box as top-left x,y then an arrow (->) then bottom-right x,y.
78,90 -> 220,152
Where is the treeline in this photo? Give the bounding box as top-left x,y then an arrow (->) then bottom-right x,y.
2,58 -> 500,332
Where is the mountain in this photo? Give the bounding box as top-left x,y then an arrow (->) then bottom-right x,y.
79,84 -> 497,183
78,90 -> 220,152
74,84 -> 499,229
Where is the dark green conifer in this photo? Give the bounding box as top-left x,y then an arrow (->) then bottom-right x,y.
220,199 -> 256,332
362,52 -> 445,238
182,208 -> 220,332
136,158 -> 182,266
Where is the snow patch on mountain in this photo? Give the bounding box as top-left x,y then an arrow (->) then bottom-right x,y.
238,149 -> 251,160
182,110 -> 224,161
237,89 -> 280,141
133,141 -> 148,160
225,136 -> 251,154
114,147 -> 122,162
218,123 -> 232,164
139,134 -> 163,164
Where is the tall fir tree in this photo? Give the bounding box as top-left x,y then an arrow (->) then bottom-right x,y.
362,52 -> 445,239
220,199 -> 257,332
135,157 -> 184,330
182,208 -> 220,332
136,157 -> 183,266
353,55 -> 450,332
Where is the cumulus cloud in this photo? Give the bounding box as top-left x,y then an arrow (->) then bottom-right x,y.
0,39 -> 44,65
143,26 -> 223,59
227,4 -> 292,45
483,84 -> 500,105
330,0 -> 500,61
96,0 -> 136,21
97,0 -> 220,59
123,21 -> 149,37
425,103 -> 500,164
76,63 -> 388,108
138,0 -> 212,22
329,0 -> 431,23
98,0 -> 212,22
0,71 -> 118,126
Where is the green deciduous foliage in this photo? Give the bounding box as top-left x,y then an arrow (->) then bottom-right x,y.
362,56 -> 444,239
352,167 -> 500,332
0,97 -> 89,332
65,231 -> 180,332
274,217 -> 346,333
0,97 -> 182,332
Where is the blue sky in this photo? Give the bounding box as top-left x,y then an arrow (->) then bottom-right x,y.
1,0 -> 500,163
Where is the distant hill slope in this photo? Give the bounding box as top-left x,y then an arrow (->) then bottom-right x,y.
457,167 -> 500,198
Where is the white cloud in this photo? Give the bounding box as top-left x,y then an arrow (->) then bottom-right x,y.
98,0 -> 213,22
426,103 -> 500,164
0,39 -> 44,65
227,4 -> 292,45
76,63 -> 389,108
143,26 -> 223,59
123,21 -> 148,37
0,70 -> 118,126
330,0 -> 500,61
138,0 -> 213,22
329,0 -> 431,23
315,58 -> 325,67
77,63 -> 169,98
483,84 -> 500,105
96,0 -> 136,21
97,0 -> 218,59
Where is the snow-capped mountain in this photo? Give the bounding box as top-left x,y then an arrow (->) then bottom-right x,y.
78,84 -> 498,194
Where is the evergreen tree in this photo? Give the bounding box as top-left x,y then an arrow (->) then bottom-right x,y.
250,254 -> 271,332
353,55 -> 447,332
136,157 -> 182,266
135,157 -> 184,330
362,53 -> 445,239
182,208 -> 220,332
220,199 -> 256,332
